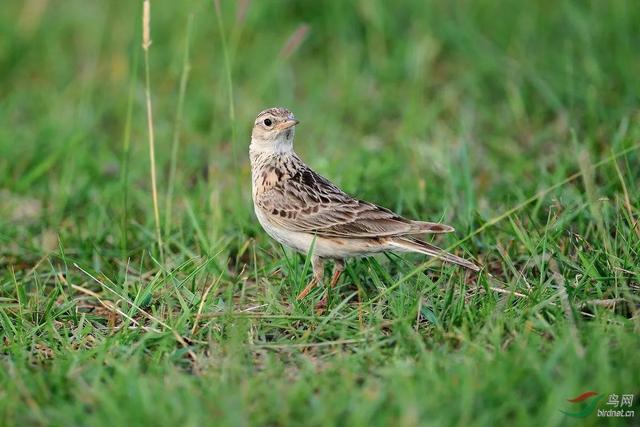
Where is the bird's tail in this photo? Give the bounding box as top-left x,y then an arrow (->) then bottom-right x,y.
388,237 -> 480,271
410,221 -> 455,234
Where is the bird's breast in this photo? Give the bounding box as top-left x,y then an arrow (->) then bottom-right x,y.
254,206 -> 314,253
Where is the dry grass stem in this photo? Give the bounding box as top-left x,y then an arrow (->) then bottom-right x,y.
142,0 -> 164,261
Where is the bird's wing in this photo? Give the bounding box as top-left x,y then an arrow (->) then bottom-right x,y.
256,167 -> 453,238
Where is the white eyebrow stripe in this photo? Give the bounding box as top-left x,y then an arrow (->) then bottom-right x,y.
256,107 -> 292,120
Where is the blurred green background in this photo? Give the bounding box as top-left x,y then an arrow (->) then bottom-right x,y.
1,1 -> 638,426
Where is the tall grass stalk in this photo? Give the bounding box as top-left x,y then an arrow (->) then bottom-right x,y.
120,26 -> 139,262
164,15 -> 194,240
213,0 -> 238,169
142,0 -> 164,262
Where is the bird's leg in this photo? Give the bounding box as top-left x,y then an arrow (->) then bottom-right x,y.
329,259 -> 345,288
316,259 -> 345,312
296,256 -> 324,301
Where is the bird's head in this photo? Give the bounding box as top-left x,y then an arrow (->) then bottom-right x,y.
250,107 -> 299,154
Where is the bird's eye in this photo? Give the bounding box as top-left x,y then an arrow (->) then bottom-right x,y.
263,118 -> 272,127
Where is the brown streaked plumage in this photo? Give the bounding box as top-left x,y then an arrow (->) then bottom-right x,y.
249,107 -> 480,308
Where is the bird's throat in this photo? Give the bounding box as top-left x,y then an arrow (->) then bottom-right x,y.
250,136 -> 294,160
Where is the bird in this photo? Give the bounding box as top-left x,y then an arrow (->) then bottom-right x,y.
249,107 -> 480,308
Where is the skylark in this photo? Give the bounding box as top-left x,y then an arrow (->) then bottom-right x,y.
250,107 -> 480,307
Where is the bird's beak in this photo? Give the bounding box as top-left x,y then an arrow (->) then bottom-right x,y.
278,119 -> 300,130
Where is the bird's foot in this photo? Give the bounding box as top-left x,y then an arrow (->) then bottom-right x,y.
315,291 -> 329,315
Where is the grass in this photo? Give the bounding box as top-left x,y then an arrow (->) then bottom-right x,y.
1,0 -> 639,426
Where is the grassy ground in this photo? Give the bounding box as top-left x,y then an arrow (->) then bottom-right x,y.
1,1 -> 639,426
